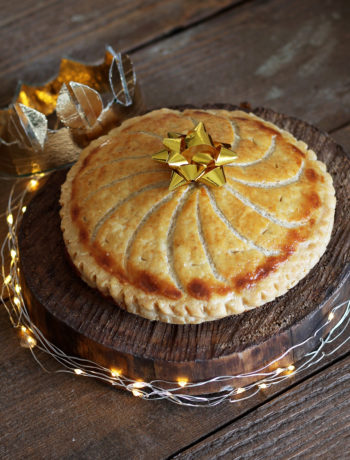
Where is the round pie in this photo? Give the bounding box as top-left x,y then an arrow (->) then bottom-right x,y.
60,108 -> 336,324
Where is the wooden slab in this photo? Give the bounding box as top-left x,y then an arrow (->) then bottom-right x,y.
17,107 -> 350,394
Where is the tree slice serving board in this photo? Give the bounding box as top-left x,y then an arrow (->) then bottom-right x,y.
18,107 -> 350,395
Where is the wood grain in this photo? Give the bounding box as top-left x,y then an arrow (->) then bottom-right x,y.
132,0 -> 350,132
17,107 -> 350,394
332,124 -> 350,152
173,354 -> 350,459
0,0 -> 239,107
0,303 -> 348,460
1,0 -> 349,133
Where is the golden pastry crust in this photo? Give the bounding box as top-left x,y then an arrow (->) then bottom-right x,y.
60,109 -> 336,324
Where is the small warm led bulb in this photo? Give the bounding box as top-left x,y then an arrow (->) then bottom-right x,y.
13,296 -> 21,307
74,369 -> 84,375
133,381 -> 146,389
275,367 -> 283,375
28,179 -> 39,191
132,389 -> 142,397
20,328 -> 37,349
110,368 -> 121,377
27,336 -> 37,348
236,387 -> 245,394
10,249 -> 17,260
22,206 -> 27,214
328,312 -> 335,321
288,365 -> 295,372
259,383 -> 267,389
15,284 -> 21,294
177,378 -> 188,388
4,275 -> 11,285
7,214 -> 13,225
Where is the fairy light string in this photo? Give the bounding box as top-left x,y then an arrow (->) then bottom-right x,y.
1,177 -> 349,407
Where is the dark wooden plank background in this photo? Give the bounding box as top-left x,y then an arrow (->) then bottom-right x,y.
0,0 -> 238,106
0,0 -> 349,458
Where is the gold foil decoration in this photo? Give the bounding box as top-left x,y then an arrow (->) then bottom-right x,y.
152,122 -> 238,190
0,46 -> 143,177
56,83 -> 103,129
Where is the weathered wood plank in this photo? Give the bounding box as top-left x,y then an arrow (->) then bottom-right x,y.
132,0 -> 350,132
0,0 -> 240,107
1,0 -> 349,134
332,124 -> 350,153
0,302 -> 349,460
173,354 -> 350,459
0,0 -> 57,27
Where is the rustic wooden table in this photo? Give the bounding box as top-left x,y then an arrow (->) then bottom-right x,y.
1,1 -> 349,458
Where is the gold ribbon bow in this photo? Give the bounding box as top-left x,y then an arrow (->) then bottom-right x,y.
152,122 -> 238,191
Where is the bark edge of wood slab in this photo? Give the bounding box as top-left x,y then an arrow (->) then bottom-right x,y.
18,107 -> 350,395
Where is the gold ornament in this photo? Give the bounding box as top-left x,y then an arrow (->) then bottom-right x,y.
152,122 -> 238,190
0,46 -> 143,177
